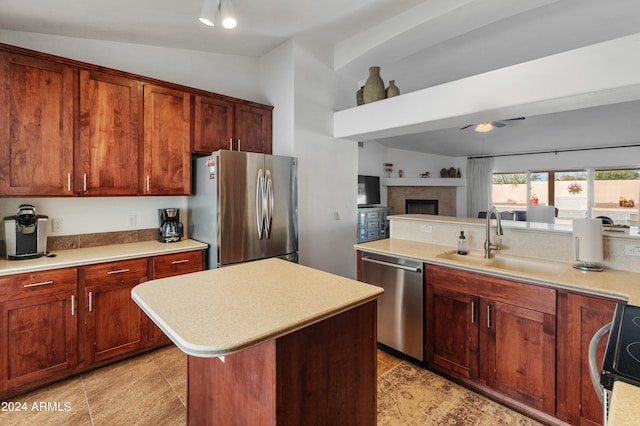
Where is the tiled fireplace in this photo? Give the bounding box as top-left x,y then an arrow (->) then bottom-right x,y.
387,186 -> 456,216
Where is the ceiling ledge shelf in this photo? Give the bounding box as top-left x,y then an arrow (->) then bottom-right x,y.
383,178 -> 465,187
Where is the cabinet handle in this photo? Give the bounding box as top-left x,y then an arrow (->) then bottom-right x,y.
229,138 -> 233,150
71,295 -> 75,316
146,175 -> 150,192
24,280 -> 54,288
83,173 -> 87,192
471,301 -> 476,324
487,305 -> 491,329
171,259 -> 190,265
88,291 -> 93,312
67,172 -> 71,192
107,269 -> 130,275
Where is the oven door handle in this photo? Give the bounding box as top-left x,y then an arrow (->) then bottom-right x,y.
588,322 -> 611,406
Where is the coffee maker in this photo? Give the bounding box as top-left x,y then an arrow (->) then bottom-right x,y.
159,208 -> 183,243
1,204 -> 48,260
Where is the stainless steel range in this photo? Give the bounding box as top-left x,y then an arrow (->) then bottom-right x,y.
601,303 -> 640,390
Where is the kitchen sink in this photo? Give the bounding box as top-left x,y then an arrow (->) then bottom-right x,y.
435,250 -> 566,277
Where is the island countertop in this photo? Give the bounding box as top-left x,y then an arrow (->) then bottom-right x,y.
131,258 -> 383,358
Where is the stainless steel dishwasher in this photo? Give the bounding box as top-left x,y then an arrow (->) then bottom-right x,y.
361,252 -> 424,361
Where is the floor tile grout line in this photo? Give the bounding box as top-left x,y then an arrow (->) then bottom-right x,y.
150,349 -> 187,408
80,375 -> 95,426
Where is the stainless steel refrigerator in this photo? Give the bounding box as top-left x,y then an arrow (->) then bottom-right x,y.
188,150 -> 298,268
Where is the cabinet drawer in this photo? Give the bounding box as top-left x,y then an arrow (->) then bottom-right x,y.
0,268 -> 77,300
84,258 -> 148,285
154,251 -> 204,279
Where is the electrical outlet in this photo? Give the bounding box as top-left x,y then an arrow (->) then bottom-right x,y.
127,215 -> 137,228
52,218 -> 63,233
624,244 -> 640,256
420,225 -> 432,233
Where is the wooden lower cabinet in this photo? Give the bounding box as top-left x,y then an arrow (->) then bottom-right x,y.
82,258 -> 151,365
426,264 -> 557,416
150,251 -> 205,345
0,268 -> 78,394
556,291 -> 618,426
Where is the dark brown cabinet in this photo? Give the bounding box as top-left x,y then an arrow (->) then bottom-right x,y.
142,83 -> 192,195
426,264 -> 557,415
150,251 -> 205,345
234,103 -> 272,153
0,268 -> 77,393
78,70 -> 141,195
193,96 -> 273,154
556,291 -> 618,426
0,51 -> 74,196
82,259 -> 150,365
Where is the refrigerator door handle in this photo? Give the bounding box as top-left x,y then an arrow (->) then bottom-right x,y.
256,169 -> 265,239
265,170 -> 273,238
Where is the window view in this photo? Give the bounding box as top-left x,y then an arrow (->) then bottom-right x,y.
593,168 -> 640,226
492,168 -> 639,226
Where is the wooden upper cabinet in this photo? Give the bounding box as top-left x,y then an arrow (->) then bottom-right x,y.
142,83 -> 191,195
193,95 -> 235,154
0,52 -> 74,196
79,70 -> 141,195
234,103 -> 272,153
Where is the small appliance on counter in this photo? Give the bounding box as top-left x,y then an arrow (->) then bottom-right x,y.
1,204 -> 48,260
159,208 -> 183,243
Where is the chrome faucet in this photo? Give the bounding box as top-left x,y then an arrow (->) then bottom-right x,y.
484,206 -> 504,258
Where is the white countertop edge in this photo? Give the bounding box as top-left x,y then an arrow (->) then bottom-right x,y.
0,240 -> 208,276
354,241 -> 629,303
132,290 -> 382,358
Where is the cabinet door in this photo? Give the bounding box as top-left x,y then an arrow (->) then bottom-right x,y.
84,259 -> 149,364
0,52 -> 74,196
426,285 -> 479,380
78,70 -> 140,195
556,291 -> 617,425
142,83 -> 191,195
234,103 -> 272,153
1,292 -> 77,392
150,251 -> 205,345
193,95 -> 234,154
480,299 -> 556,414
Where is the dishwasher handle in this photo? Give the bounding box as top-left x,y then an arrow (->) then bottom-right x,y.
362,256 -> 422,273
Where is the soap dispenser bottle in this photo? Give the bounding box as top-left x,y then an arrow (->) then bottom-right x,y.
457,231 -> 468,255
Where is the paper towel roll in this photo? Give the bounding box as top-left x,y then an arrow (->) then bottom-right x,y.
572,218 -> 603,264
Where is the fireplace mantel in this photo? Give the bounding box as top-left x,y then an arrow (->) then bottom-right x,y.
383,178 -> 465,187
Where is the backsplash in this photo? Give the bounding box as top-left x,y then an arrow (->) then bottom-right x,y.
47,229 -> 159,251
390,215 -> 640,273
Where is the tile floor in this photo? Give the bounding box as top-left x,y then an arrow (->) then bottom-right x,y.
1,345 -> 402,426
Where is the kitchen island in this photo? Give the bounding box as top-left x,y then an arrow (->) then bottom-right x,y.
131,258 -> 383,425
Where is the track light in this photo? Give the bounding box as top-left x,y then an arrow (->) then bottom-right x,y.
198,0 -> 237,29
199,0 -> 220,27
219,0 -> 237,29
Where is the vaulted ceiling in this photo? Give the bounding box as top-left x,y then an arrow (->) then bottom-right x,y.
2,0 -> 640,157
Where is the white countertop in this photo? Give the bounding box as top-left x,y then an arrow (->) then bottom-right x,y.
0,239 -> 208,276
131,258 -> 383,358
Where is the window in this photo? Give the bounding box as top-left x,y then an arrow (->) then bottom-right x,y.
493,168 -> 639,226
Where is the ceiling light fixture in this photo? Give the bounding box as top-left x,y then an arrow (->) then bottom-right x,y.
198,0 -> 220,27
198,0 -> 236,29
219,0 -> 237,29
475,122 -> 494,133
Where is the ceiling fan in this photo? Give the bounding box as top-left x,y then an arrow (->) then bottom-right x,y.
459,117 -> 526,132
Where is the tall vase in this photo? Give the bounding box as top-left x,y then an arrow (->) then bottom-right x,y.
385,80 -> 400,98
363,66 -> 385,104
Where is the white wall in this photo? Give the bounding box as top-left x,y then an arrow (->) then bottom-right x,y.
290,38 -> 359,278
357,141 -> 468,215
0,30 -> 263,103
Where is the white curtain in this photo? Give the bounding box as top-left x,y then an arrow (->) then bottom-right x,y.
467,157 -> 494,218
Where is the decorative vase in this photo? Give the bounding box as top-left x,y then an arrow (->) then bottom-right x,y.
386,80 -> 400,98
363,66 -> 385,104
456,168 -> 461,178
356,86 -> 364,106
